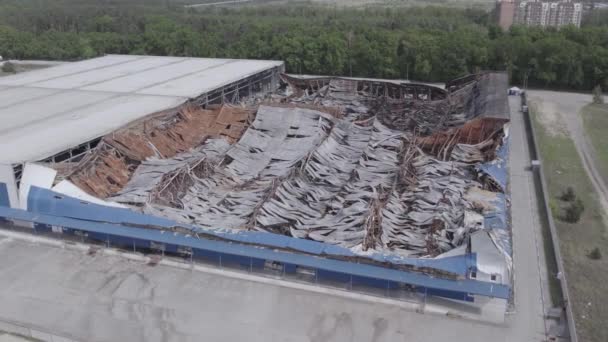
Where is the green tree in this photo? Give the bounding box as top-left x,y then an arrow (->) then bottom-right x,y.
1,61 -> 16,73
0,2 -> 606,91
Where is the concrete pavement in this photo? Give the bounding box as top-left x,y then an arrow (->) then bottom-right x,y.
0,234 -> 506,342
506,95 -> 552,341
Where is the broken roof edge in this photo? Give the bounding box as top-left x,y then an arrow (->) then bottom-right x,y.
0,55 -> 285,165
281,73 -> 448,95
25,183 -> 478,278
477,130 -> 510,192
102,53 -> 284,65
474,72 -> 510,120
159,59 -> 285,99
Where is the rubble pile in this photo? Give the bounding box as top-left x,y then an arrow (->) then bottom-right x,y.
54,73 -> 510,258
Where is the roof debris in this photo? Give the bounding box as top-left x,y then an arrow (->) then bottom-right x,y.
52,72 -> 510,259
63,105 -> 254,198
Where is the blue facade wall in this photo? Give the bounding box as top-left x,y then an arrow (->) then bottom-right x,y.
421,288 -> 475,302
0,205 -> 510,300
0,183 -> 9,207
25,186 -> 477,277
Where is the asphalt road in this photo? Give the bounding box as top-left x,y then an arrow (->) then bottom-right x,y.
506,95 -> 552,340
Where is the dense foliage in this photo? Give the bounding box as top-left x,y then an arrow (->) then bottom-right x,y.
0,0 -> 607,90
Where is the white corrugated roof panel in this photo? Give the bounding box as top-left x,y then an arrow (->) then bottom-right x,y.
1,90 -> 117,134
34,56 -> 182,90
139,59 -> 282,98
82,58 -> 231,93
0,87 -> 60,109
0,55 -> 139,86
0,55 -> 283,164
0,95 -> 186,164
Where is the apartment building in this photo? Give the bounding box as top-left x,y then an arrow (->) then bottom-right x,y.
497,0 -> 582,30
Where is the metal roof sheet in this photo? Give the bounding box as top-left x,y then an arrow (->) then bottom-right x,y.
0,94 -> 186,164
0,55 -> 283,164
0,87 -> 60,109
139,59 -> 283,97
81,58 -> 231,93
0,55 -> 139,86
34,56 -> 182,90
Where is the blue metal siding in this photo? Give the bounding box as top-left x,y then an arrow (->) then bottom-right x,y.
27,186 -> 177,228
0,206 -> 510,299
33,223 -> 52,233
25,186 -> 474,276
422,288 -> 475,302
352,275 -> 391,288
283,263 -> 297,274
250,258 -> 265,270
317,269 -> 351,283
0,183 -> 9,207
193,249 -> 221,263
221,253 -> 255,269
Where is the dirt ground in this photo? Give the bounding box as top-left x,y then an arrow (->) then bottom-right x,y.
528,90 -> 608,218
582,104 -> 608,187
529,98 -> 568,137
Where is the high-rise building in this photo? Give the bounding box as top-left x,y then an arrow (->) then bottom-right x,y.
497,0 -> 517,31
497,0 -> 582,30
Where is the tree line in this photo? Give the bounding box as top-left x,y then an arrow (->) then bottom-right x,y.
0,0 -> 607,90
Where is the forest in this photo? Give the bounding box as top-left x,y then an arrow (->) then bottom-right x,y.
0,0 -> 607,90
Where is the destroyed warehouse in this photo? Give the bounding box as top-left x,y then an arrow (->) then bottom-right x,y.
0,55 -> 511,313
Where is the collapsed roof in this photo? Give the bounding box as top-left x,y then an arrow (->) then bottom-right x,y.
51,72 -> 510,260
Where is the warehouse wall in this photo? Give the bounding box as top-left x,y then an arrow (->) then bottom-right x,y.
0,171 -> 511,307
0,164 -> 18,208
